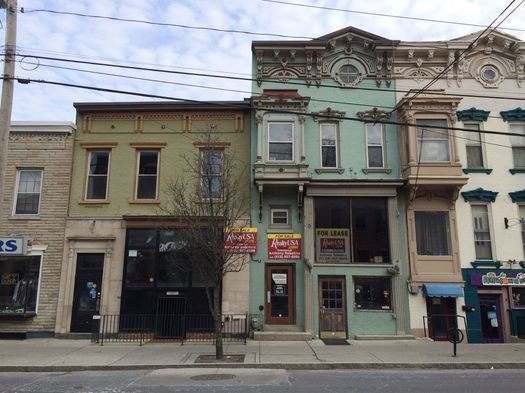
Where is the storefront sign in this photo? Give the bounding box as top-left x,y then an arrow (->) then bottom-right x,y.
315,228 -> 350,263
479,272 -> 525,286
0,237 -> 24,255
224,227 -> 257,253
267,234 -> 301,260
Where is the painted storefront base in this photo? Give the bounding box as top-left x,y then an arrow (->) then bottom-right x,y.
462,268 -> 525,343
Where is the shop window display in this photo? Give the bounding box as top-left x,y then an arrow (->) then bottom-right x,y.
511,287 -> 525,308
354,276 -> 391,310
0,256 -> 40,315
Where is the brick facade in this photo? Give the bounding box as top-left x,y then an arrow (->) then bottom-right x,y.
0,122 -> 75,335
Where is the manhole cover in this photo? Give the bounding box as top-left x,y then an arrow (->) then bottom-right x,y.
190,374 -> 236,381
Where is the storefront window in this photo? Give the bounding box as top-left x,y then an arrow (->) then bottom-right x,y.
314,197 -> 390,263
354,276 -> 391,311
511,287 -> 525,308
0,256 -> 40,315
158,229 -> 190,287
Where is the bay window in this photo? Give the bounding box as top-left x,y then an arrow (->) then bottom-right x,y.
268,122 -> 294,161
415,211 -> 451,256
416,119 -> 450,162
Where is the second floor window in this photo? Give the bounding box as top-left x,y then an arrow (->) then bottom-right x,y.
14,170 -> 42,215
472,205 -> 492,260
86,151 -> 110,200
464,123 -> 484,168
520,205 -> 525,257
201,149 -> 223,199
268,122 -> 294,161
416,119 -> 450,162
510,123 -> 525,168
136,151 -> 159,200
366,123 -> 384,168
415,211 -> 451,256
320,123 -> 337,168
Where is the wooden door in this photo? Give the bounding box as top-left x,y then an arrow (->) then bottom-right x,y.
319,277 -> 346,339
265,265 -> 294,325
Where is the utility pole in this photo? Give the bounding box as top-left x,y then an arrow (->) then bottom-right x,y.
0,0 -> 17,224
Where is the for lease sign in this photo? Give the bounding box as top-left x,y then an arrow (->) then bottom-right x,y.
316,228 -> 350,263
0,237 -> 24,255
267,234 -> 301,260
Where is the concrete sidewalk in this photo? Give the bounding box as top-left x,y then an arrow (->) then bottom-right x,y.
0,338 -> 524,372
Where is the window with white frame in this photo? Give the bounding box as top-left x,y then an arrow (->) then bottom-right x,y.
519,205 -> 525,258
200,149 -> 223,199
86,151 -> 110,200
136,150 -> 159,200
14,170 -> 42,215
415,211 -> 451,256
464,123 -> 484,168
270,207 -> 290,228
268,122 -> 294,161
416,119 -> 450,162
510,123 -> 525,168
366,123 -> 384,168
0,256 -> 41,314
472,204 -> 492,260
320,123 -> 337,168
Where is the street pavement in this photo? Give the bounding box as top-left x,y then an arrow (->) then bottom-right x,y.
0,338 -> 524,372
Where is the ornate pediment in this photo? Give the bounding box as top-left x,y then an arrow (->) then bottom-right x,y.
461,188 -> 498,203
500,107 -> 525,121
456,107 -> 490,122
509,189 -> 525,203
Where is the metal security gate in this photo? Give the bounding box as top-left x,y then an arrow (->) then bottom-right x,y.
155,296 -> 187,339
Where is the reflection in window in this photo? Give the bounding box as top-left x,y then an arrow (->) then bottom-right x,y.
354,277 -> 391,310
416,119 -> 450,162
511,287 -> 525,308
0,256 -> 40,314
201,149 -> 223,199
472,205 -> 492,260
510,123 -> 525,168
464,124 -> 484,168
136,151 -> 159,199
366,123 -> 384,168
86,151 -> 110,200
320,123 -> 337,168
268,123 -> 293,161
15,170 -> 42,215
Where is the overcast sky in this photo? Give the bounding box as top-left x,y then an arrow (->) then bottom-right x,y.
2,0 -> 525,122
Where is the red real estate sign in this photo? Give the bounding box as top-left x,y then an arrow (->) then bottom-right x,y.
267,234 -> 302,260
224,228 -> 257,253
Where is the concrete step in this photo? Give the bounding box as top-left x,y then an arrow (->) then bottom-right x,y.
253,331 -> 313,341
262,325 -> 304,332
354,335 -> 416,341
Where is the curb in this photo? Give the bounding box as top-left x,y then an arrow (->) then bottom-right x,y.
1,362 -> 525,372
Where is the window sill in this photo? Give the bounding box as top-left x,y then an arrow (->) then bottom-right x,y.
315,168 -> 345,174
9,215 -> 40,220
129,199 -> 160,204
510,168 -> 525,174
362,168 -> 392,174
314,263 -> 393,267
471,260 -> 502,269
354,308 -> 393,313
267,228 -> 294,233
79,200 -> 111,205
0,312 -> 36,320
463,168 -> 493,174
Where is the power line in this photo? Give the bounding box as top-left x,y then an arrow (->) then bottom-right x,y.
10,53 -> 525,103
7,76 -> 525,140
262,0 -> 525,34
19,7 -> 315,40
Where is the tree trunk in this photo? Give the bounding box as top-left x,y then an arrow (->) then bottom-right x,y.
213,283 -> 223,360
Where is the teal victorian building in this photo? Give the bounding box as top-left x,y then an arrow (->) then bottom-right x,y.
249,27 -> 410,339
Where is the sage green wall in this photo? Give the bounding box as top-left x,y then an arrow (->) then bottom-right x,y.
69,110 -> 251,218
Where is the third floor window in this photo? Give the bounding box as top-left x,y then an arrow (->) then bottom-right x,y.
510,123 -> 525,168
136,151 -> 159,200
86,151 -> 110,200
268,122 -> 294,161
320,123 -> 337,168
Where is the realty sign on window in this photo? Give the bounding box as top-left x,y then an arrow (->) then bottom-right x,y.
224,227 -> 257,254
267,234 -> 301,260
315,228 -> 350,263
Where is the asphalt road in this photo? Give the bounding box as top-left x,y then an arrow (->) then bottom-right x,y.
0,368 -> 522,393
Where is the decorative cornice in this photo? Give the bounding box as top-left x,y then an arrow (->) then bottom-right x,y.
312,107 -> 346,122
461,187 -> 498,203
457,107 -> 490,122
509,189 -> 525,203
500,107 -> 525,121
356,107 -> 391,121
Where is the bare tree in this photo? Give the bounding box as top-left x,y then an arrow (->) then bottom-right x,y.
163,134 -> 250,360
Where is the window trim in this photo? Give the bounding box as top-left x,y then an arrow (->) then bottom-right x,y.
471,203 -> 494,260
463,122 -> 486,169
414,210 -> 452,257
84,150 -> 111,202
269,207 -> 291,229
416,118 -> 451,163
199,148 -> 224,200
509,122 -> 525,169
267,122 -> 295,162
319,122 -> 338,169
353,276 -> 392,312
365,123 -> 385,169
134,150 -> 160,201
12,169 -> 43,217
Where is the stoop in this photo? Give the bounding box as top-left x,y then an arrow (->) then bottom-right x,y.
253,325 -> 313,341
354,335 -> 416,340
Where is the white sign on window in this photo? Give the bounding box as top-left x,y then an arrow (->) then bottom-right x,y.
272,273 -> 287,284
0,237 -> 24,255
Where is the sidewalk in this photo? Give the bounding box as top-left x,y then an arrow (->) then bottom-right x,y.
0,338 -> 524,372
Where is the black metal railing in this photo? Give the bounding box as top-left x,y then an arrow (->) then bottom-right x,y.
91,313 -> 248,345
423,314 -> 468,342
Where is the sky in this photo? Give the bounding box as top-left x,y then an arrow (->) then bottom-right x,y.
2,0 -> 525,122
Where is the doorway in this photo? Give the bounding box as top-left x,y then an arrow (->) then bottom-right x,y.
318,277 -> 346,339
265,265 -> 294,325
479,294 -> 504,343
426,296 -> 457,341
70,253 -> 104,333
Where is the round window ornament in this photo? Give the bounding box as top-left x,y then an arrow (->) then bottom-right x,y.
480,65 -> 499,83
337,64 -> 360,85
